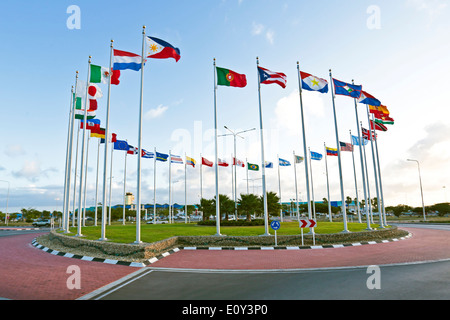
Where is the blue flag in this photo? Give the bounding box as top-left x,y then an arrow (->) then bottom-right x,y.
114,140 -> 129,151
156,152 -> 169,162
310,151 -> 323,160
351,135 -> 368,146
279,158 -> 291,166
333,79 -> 362,99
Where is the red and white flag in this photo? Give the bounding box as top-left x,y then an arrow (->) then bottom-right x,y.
258,66 -> 287,88
233,158 -> 245,167
202,157 -> 213,167
218,158 -> 229,167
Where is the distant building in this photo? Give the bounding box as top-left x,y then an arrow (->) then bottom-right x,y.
125,192 -> 134,205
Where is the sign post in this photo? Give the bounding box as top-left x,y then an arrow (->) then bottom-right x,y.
299,219 -> 317,246
270,220 -> 281,247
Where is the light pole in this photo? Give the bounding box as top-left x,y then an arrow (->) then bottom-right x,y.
0,180 -> 10,225
219,126 -> 256,218
407,159 -> 426,221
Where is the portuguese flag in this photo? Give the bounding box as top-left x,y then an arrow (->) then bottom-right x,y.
216,67 -> 247,88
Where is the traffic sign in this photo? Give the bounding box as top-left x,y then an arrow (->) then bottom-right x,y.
299,219 -> 317,228
270,220 -> 280,231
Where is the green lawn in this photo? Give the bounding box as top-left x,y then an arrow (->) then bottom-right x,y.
64,221 -> 381,244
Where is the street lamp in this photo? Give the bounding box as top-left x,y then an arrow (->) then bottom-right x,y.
0,180 -> 10,225
407,159 -> 426,221
219,126 -> 256,217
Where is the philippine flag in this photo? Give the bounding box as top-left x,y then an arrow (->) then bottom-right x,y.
300,71 -> 328,93
146,36 -> 181,62
258,66 -> 287,88
113,49 -> 144,71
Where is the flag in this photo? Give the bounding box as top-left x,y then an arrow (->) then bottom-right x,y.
90,64 -> 120,85
142,149 -> 154,158
127,145 -> 138,155
351,135 -> 369,146
362,127 -> 377,141
339,142 -> 353,152
186,156 -> 196,167
326,147 -> 338,156
258,66 -> 287,88
111,133 -> 117,143
113,140 -> 129,151
375,116 -> 394,125
300,71 -> 328,93
247,163 -> 259,171
310,151 -> 323,160
171,155 -> 183,164
88,84 -> 103,100
91,127 -> 105,139
294,155 -> 304,163
202,157 -> 213,167
279,158 -> 291,166
333,79 -> 362,98
216,67 -> 247,88
156,152 -> 169,162
146,36 -> 181,62
265,161 -> 273,168
80,119 -> 100,131
233,158 -> 245,167
370,119 -> 388,132
113,49 -> 144,71
218,158 -> 229,167
75,109 -> 96,120
358,91 -> 381,106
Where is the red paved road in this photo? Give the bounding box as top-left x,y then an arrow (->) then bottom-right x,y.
0,232 -> 137,300
150,228 -> 450,270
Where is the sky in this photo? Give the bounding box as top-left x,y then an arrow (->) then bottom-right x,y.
1,0 -> 450,213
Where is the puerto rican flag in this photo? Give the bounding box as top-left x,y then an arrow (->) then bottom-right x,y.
146,36 -> 181,62
258,66 -> 287,88
113,49 -> 144,71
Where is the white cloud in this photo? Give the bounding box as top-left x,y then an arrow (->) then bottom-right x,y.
12,161 -> 57,183
145,104 -> 169,120
5,144 -> 25,157
265,29 -> 275,45
251,22 -> 265,35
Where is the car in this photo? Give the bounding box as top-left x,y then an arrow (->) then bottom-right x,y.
32,219 -> 51,227
146,218 -> 168,224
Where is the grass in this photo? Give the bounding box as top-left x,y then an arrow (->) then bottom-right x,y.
64,221 -> 382,244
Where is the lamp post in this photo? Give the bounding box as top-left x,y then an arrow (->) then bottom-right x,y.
219,126 -> 256,218
0,180 -> 10,225
407,159 -> 426,221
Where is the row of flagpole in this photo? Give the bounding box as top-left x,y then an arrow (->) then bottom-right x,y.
61,26 -> 392,243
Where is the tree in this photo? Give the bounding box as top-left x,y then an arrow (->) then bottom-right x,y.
197,198 -> 215,221
386,204 -> 412,218
238,193 -> 260,221
260,191 -> 281,217
430,203 -> 450,217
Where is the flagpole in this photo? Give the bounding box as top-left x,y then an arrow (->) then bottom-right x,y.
246,158 -> 249,194
213,58 -> 221,236
308,147 -> 316,221
169,150 -> 172,224
277,154 -> 282,222
154,147 -> 157,223
361,121 -> 374,224
324,144 -> 332,222
185,153 -> 187,224
256,57 -> 270,236
82,133 -> 90,227
123,150 -> 127,225
293,151 -> 300,222
350,130 -> 362,223
108,146 -> 114,225
62,86 -> 73,232
76,56 -> 91,237
94,138 -> 100,226
296,62 -> 312,222
365,105 -> 383,228
100,39 -> 114,241
72,124 -> 80,228
372,114 -> 387,226
329,70 -> 349,233
134,25 -> 146,244
231,153 -> 234,217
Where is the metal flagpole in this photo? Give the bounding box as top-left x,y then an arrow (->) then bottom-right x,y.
94,138 -> 100,226
361,121 -> 374,224
153,147 -> 157,223
256,57 -> 270,236
231,153 -> 234,216
308,147 -> 316,221
277,154 -> 282,221
246,158 -> 249,194
108,146 -> 113,226
293,151 -> 300,222
100,40 -> 114,241
76,56 -> 92,237
372,115 -> 387,226
169,150 -> 172,224
123,150 -> 127,225
296,62 -> 312,222
213,58 -> 221,236
62,86 -> 73,232
200,153 -> 203,200
352,92 -> 371,230
365,105 -> 383,228
185,153 -> 187,224
328,70 -> 349,233
134,25 -> 146,244
82,133 -> 90,227
324,143 -> 332,222
72,124 -> 80,228
350,130 -> 362,223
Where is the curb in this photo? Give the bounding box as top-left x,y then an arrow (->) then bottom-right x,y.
0,227 -> 40,231
31,233 -> 412,268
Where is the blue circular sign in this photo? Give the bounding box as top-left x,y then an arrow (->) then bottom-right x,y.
270,220 -> 281,231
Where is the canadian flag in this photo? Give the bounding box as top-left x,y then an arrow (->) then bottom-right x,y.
233,158 -> 245,167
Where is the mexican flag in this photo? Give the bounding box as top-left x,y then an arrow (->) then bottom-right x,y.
216,67 -> 247,88
90,64 -> 120,85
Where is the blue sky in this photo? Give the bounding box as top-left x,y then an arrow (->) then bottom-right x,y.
1,0 -> 450,213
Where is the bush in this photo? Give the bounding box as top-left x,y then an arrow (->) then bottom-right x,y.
197,219 -> 266,226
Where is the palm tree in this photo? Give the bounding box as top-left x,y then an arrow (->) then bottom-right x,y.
238,193 -> 260,221
260,191 -> 281,217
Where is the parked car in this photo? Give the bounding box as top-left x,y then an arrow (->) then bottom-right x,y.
32,219 -> 51,227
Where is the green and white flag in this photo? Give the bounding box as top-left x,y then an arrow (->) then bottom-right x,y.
90,64 -> 110,84
74,108 -> 96,120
